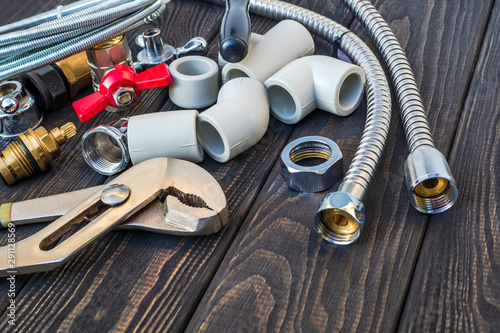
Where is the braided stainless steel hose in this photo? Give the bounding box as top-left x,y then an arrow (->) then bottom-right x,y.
203,0 -> 392,244
343,0 -> 457,214
0,0 -> 166,81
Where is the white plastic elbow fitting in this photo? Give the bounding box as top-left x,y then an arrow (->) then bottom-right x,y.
128,110 -> 204,164
169,56 -> 219,109
264,55 -> 366,124
222,20 -> 315,83
197,77 -> 269,163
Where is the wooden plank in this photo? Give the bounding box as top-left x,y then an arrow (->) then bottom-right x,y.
0,0 -> 351,332
399,1 -> 500,331
0,0 -> 222,324
185,0 -> 495,332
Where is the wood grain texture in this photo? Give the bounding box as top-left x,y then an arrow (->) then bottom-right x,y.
0,0 -> 351,332
399,1 -> 500,331
186,0 -> 495,332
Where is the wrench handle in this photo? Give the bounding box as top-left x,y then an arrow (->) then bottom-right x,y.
219,0 -> 251,63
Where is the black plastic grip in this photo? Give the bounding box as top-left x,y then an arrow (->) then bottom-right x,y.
219,0 -> 251,63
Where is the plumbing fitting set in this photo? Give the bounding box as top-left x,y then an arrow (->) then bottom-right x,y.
0,0 -> 459,275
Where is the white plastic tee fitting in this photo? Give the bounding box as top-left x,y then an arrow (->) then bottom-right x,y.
264,55 -> 366,124
222,20 -> 315,83
128,110 -> 204,164
197,77 -> 269,163
169,56 -> 219,109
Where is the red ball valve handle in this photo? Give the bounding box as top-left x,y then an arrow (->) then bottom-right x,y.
73,63 -> 172,122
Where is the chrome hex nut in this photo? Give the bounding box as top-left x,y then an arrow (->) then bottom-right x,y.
280,136 -> 343,193
113,87 -> 136,107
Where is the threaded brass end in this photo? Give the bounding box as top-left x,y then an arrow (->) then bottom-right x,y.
0,123 -> 76,185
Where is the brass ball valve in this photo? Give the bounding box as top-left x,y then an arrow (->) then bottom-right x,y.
72,63 -> 172,122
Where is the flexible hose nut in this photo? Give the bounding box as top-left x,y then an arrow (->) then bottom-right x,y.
314,191 -> 365,245
404,146 -> 458,213
0,122 -> 76,185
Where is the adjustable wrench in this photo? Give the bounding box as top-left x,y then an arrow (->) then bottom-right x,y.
0,158 -> 227,276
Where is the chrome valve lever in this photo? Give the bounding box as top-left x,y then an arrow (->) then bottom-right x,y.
135,28 -> 207,69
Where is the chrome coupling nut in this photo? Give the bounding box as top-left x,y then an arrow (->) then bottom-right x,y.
280,136 -> 343,192
135,28 -> 207,69
404,146 -> 458,214
81,118 -> 130,176
314,191 -> 365,245
0,81 -> 42,138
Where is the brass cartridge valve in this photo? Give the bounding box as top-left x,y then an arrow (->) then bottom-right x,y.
0,123 -> 76,185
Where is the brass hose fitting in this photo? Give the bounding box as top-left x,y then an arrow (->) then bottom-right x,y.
0,123 -> 76,185
21,52 -> 91,113
54,52 -> 92,99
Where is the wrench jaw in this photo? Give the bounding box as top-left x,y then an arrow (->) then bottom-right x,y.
0,158 -> 228,276
117,158 -> 228,235
156,158 -> 228,235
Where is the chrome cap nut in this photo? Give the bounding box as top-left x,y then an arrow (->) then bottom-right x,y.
280,136 -> 343,193
314,191 -> 365,245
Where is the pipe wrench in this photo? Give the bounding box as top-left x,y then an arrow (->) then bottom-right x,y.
0,158 -> 227,276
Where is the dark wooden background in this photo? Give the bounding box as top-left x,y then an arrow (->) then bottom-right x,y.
0,0 -> 498,332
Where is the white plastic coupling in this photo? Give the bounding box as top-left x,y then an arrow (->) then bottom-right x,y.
169,56 -> 219,109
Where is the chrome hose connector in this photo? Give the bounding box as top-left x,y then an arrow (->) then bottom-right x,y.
314,191 -> 365,245
81,118 -> 129,175
404,146 -> 458,214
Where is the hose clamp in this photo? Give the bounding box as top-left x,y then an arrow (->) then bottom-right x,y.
280,136 -> 343,192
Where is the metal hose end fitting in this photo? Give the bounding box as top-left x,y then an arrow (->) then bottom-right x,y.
314,191 -> 365,245
0,81 -> 43,137
81,118 -> 130,176
404,146 -> 458,214
0,122 -> 76,185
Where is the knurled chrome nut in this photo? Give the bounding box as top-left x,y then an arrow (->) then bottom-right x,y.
280,136 -> 343,193
113,87 -> 136,107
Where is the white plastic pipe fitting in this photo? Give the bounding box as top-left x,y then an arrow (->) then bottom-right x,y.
221,20 -> 315,83
264,55 -> 366,124
128,110 -> 204,164
169,56 -> 219,109
197,77 -> 269,163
